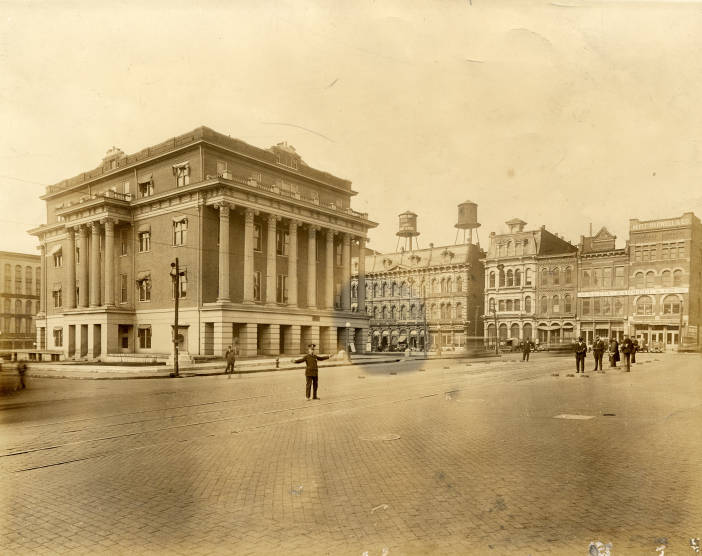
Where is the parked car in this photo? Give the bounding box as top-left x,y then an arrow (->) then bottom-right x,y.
649,341 -> 665,353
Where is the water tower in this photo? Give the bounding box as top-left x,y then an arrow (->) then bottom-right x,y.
396,210 -> 420,251
455,200 -> 480,245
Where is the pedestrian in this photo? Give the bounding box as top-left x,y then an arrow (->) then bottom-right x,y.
17,362 -> 27,390
522,339 -> 532,362
574,336 -> 587,373
224,345 -> 236,375
292,344 -> 330,400
609,337 -> 620,368
592,335 -> 605,371
631,337 -> 638,364
621,334 -> 633,372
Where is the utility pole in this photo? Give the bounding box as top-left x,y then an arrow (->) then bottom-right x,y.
170,258 -> 185,378
423,287 -> 428,358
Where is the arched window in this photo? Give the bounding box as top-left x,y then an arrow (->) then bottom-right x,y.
381,283 -> 386,297
540,296 -> 548,313
410,304 -> 416,318
524,296 -> 532,313
432,279 -> 439,293
541,268 -> 548,286
634,272 -> 644,289
506,269 -> 513,287
446,277 -> 453,292
487,324 -> 496,339
25,266 -> 32,294
440,278 -> 446,293
564,294 -> 572,313
552,268 -> 560,285
514,299 -> 521,311
498,324 -> 508,339
455,303 -> 462,320
15,299 -> 22,314
431,304 -> 439,320
564,266 -> 572,284
645,271 -> 655,288
523,323 -> 533,340
662,295 -> 681,315
507,241 -> 513,256
15,265 -> 22,293
552,295 -> 560,313
510,323 -> 520,339
373,306 -> 379,319
3,299 -> 9,313
636,296 -> 653,315
673,270 -> 682,286
661,270 -> 672,287
456,277 -> 463,292
514,269 -> 521,286
25,300 -> 32,314
525,268 -> 532,286
489,272 -> 495,288
374,283 -> 379,297
488,298 -> 495,312
381,306 -> 387,319
390,306 -> 396,320
506,299 -> 513,311
498,299 -> 506,311
400,305 -> 406,320
499,268 -> 505,287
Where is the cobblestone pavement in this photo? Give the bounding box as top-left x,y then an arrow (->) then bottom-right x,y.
1,352 -> 701,555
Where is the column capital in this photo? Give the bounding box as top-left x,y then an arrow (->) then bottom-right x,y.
244,207 -> 256,223
90,221 -> 101,233
214,202 -> 232,215
101,217 -> 116,231
77,224 -> 89,235
342,233 -> 351,245
265,213 -> 281,224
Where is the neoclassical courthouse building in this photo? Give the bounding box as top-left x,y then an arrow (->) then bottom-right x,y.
29,127 -> 376,360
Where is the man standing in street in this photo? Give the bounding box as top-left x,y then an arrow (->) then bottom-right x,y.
522,339 -> 532,362
609,337 -> 620,368
592,335 -> 605,371
621,334 -> 634,372
575,336 -> 587,373
631,337 -> 639,364
224,345 -> 236,375
293,344 -> 330,400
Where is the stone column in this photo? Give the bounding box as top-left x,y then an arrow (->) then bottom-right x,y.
307,226 -> 317,309
103,219 -> 115,306
89,222 -> 101,307
38,243 -> 46,314
216,203 -> 231,302
65,228 -> 76,309
342,233 -> 351,310
357,237 -> 366,314
78,225 -> 89,308
284,324 -> 301,354
325,229 -> 335,309
242,208 -> 255,304
265,215 -> 278,305
288,220 -> 299,307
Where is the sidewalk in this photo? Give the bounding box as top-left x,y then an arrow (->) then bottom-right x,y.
20,353 -> 405,380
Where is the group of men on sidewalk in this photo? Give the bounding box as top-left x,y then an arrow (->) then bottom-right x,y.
575,335 -> 638,373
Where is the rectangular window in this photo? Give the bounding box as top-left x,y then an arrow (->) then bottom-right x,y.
120,229 -> 128,256
120,274 -> 128,303
138,326 -> 152,349
53,328 -> 63,347
614,267 -> 625,288
122,181 -> 130,195
603,268 -> 612,288
582,299 -> 590,315
53,288 -> 62,307
253,224 -> 262,252
634,246 -> 642,262
173,219 -> 188,246
217,160 -> 227,176
592,269 -> 602,288
138,231 -> 151,252
138,278 -> 151,302
335,243 -> 342,266
582,270 -> 590,287
276,274 -> 288,303
593,298 -> 601,315
54,253 -> 63,267
678,242 -> 685,258
174,163 -> 190,187
138,179 -> 154,198
253,271 -> 261,301
276,230 -> 289,256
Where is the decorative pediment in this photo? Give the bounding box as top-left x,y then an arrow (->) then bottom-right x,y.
593,227 -> 616,242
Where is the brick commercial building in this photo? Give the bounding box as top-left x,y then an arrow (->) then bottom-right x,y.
483,219 -> 577,349
0,251 -> 41,350
29,127 -> 376,361
351,206 -> 484,352
576,227 -> 630,344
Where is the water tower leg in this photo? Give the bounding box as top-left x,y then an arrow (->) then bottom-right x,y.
468,229 -> 473,245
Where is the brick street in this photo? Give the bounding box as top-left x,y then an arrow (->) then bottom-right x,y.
1,353 -> 701,555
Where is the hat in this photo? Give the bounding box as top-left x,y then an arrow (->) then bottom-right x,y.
308,344 -> 316,348
578,337 -> 583,341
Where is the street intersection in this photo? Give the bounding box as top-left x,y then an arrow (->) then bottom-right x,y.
1,352 -> 701,555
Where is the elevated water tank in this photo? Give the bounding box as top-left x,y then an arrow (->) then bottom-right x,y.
455,200 -> 480,230
397,211 -> 420,238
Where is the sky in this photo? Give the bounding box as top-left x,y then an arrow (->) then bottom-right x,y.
2,0 -> 702,255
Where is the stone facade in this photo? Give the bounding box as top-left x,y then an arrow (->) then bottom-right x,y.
351,242 -> 484,352
0,251 -> 41,350
29,127 -> 376,360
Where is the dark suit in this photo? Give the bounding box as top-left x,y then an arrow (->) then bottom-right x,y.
592,340 -> 605,370
294,353 -> 330,399
522,341 -> 532,362
609,340 -> 620,367
621,338 -> 633,371
575,341 -> 587,373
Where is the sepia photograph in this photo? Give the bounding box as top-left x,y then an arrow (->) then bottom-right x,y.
1,1 -> 701,554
